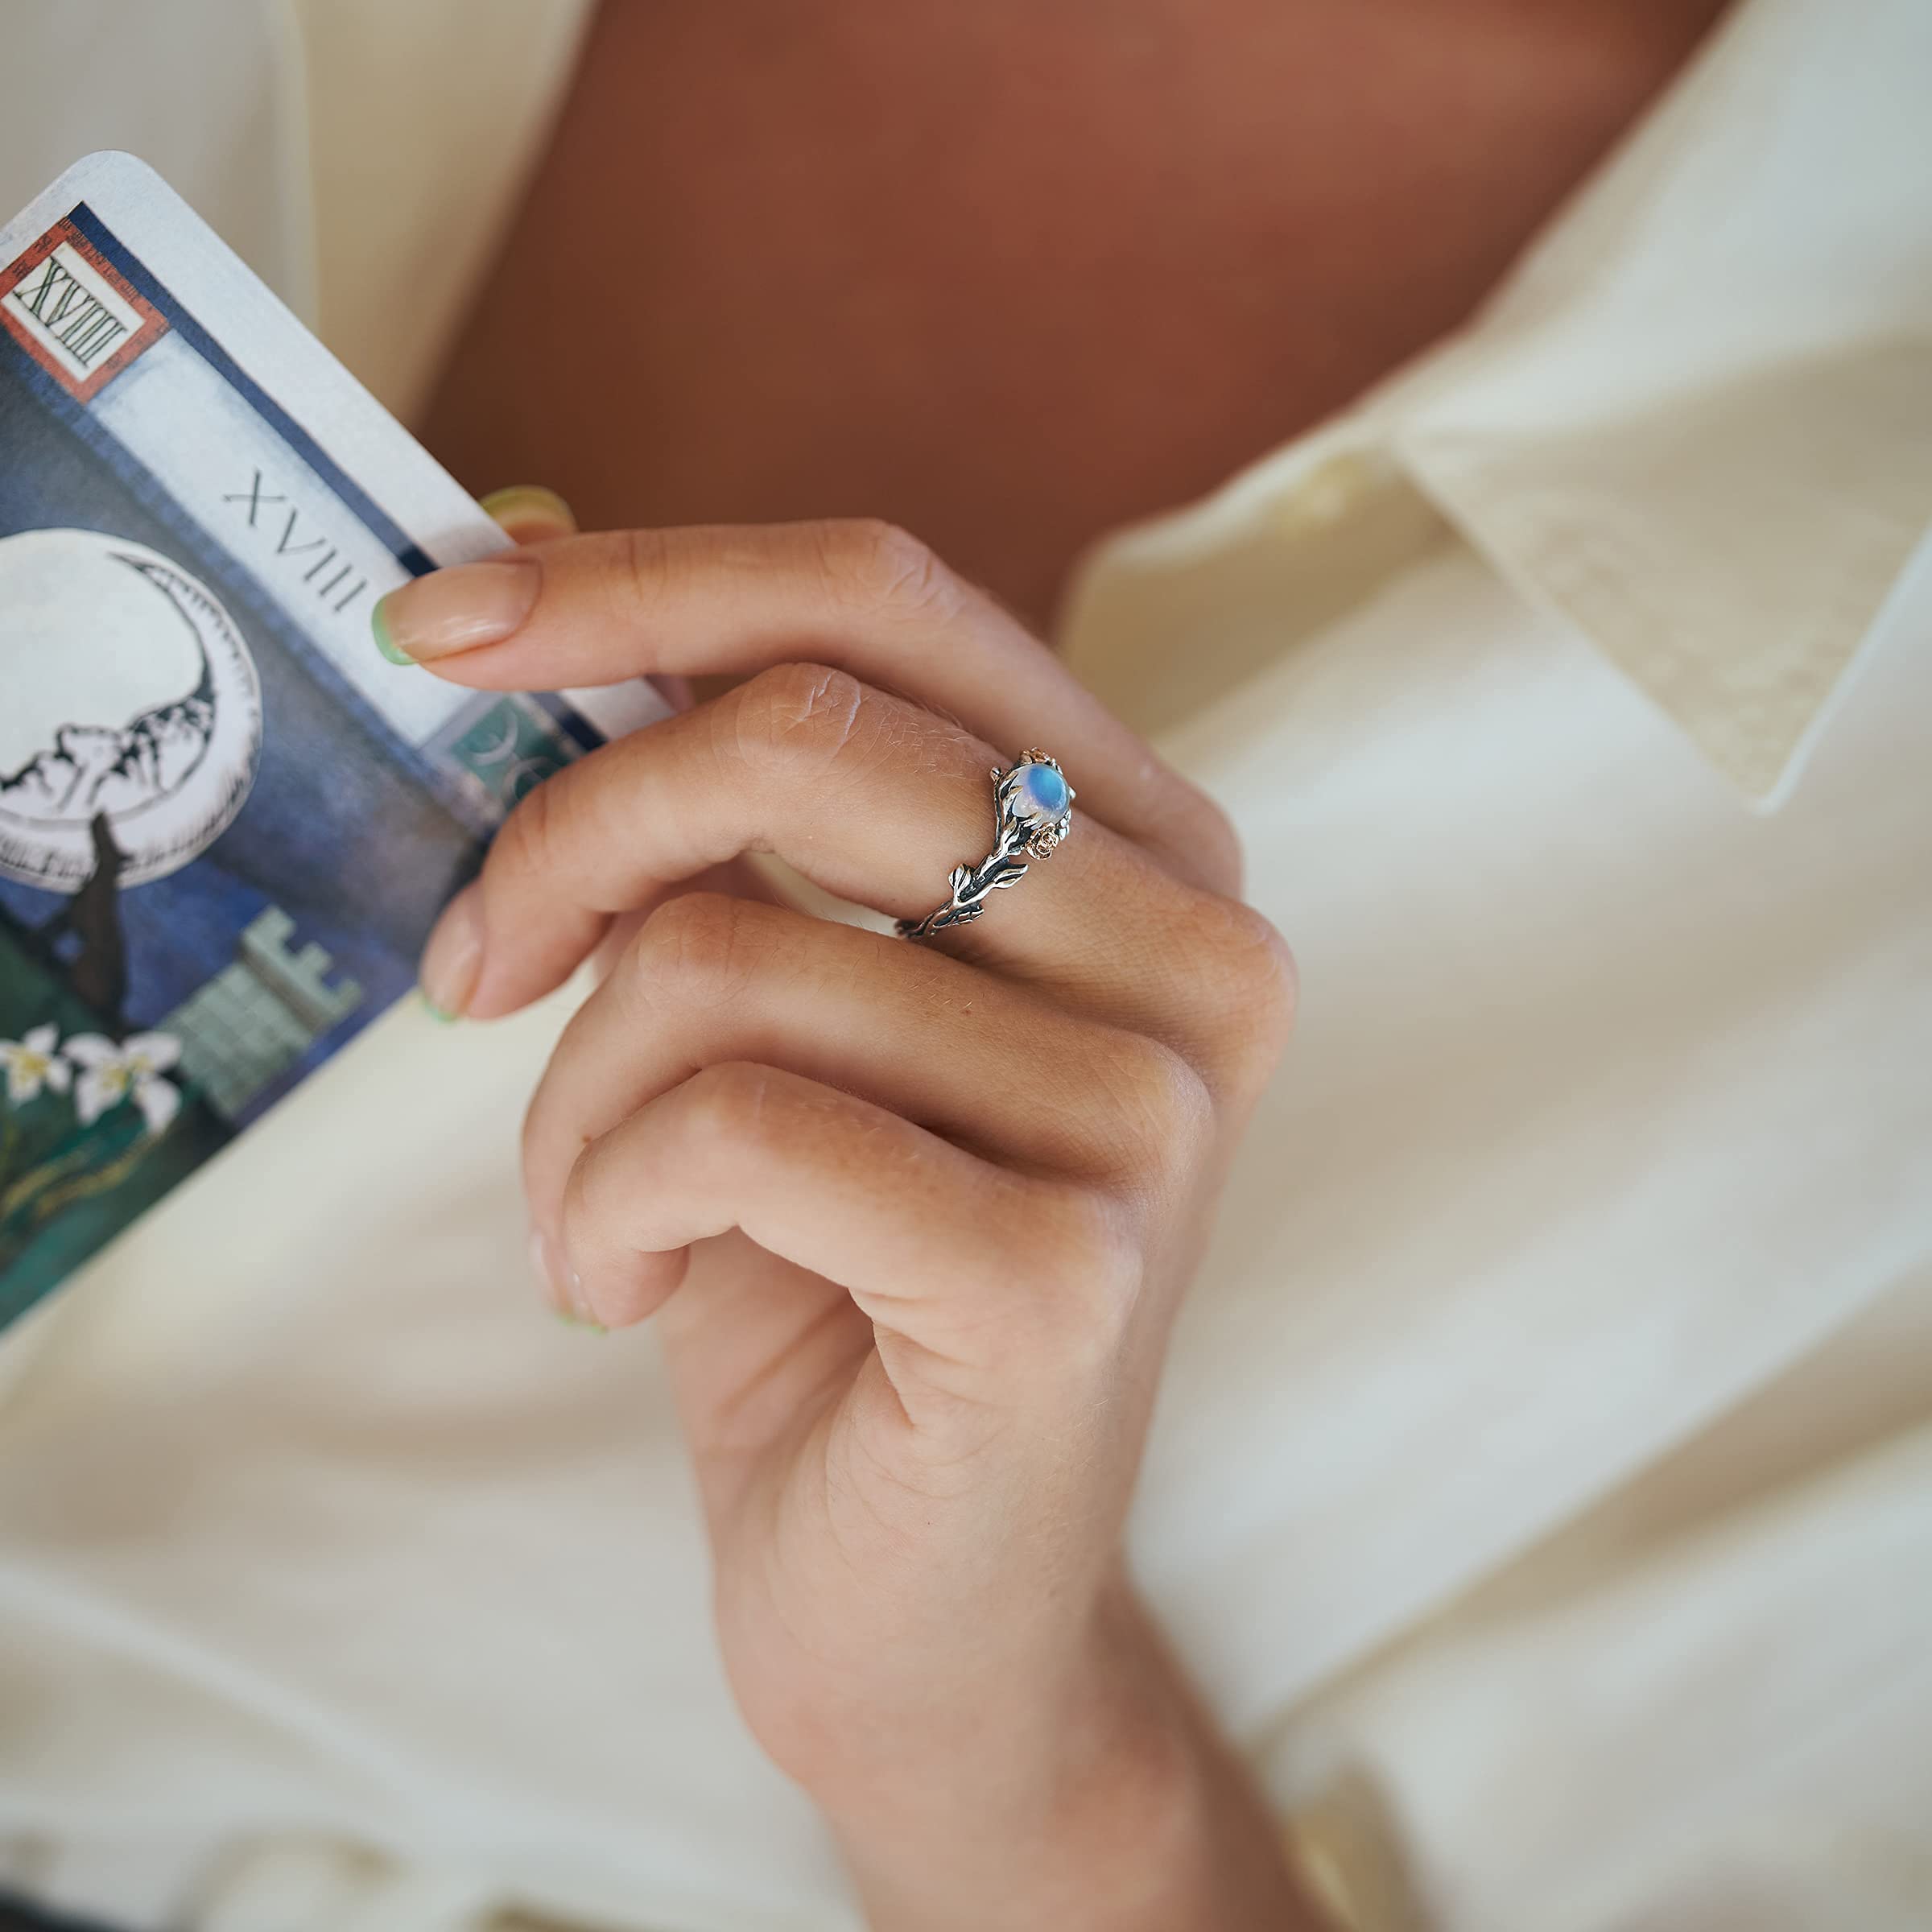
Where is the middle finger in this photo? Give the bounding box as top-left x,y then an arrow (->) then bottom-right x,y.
444,660 -> 1216,1030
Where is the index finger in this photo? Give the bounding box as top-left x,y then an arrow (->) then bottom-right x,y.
370,519 -> 1237,891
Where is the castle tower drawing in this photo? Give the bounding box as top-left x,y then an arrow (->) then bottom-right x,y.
160,906 -> 362,1121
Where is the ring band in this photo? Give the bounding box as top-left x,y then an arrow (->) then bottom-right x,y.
896,750 -> 1075,940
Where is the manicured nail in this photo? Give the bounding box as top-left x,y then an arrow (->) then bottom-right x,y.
530,1225 -> 564,1306
530,1226 -> 601,1327
480,484 -> 577,539
419,881 -> 484,1021
371,555 -> 541,663
373,601 -> 415,664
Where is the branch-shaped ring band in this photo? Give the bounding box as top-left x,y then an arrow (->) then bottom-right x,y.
895,750 -> 1075,941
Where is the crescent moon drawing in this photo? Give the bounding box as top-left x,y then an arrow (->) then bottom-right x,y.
0,528 -> 263,891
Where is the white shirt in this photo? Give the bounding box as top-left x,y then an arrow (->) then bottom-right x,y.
1,2 -> 1928,1929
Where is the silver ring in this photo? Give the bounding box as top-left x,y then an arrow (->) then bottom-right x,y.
896,750 -> 1075,940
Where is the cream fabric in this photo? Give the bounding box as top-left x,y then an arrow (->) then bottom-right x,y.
0,0 -> 314,322
2,3 -> 1930,1930
1067,0 -> 1932,803
286,0 -> 596,422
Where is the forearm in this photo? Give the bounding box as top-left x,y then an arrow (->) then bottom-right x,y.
821,1586 -> 1322,1932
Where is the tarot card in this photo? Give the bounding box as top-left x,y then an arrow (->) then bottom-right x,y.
0,151 -> 667,1326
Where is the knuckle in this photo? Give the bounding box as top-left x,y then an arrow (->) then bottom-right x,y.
565,1129 -> 653,1262
1200,898 -> 1298,1084
562,1128 -> 612,1234
1177,785 -> 1245,895
730,660 -> 869,774
683,1059 -> 782,1150
810,518 -> 960,624
617,525 -> 675,618
1096,1034 -> 1216,1184
493,760 -> 584,893
624,892 -> 762,1008
1026,1187 -> 1145,1359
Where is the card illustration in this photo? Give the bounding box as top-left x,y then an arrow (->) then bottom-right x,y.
0,155 -> 665,1326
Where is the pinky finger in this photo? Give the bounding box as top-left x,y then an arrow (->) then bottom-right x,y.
559,1062 -> 1081,1350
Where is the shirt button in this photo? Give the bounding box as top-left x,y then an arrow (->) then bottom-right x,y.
1278,449 -> 1382,534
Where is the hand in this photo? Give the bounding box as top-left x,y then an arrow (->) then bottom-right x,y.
375,519 -> 1310,1929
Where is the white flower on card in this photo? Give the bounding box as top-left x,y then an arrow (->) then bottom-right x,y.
0,1023 -> 72,1104
64,1032 -> 183,1135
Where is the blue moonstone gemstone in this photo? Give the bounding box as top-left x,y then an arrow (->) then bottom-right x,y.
1016,761 -> 1068,819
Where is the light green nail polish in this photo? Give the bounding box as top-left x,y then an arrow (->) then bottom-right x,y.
481,483 -> 577,533
372,597 -> 414,666
554,1307 -> 606,1334
417,987 -> 460,1025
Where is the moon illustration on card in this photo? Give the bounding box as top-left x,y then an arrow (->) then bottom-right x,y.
0,527 -> 263,891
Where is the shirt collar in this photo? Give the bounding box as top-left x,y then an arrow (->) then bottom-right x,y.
1385,0 -> 1932,803
1067,0 -> 1932,804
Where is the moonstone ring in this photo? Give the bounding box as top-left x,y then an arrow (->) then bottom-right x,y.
895,750 -> 1076,940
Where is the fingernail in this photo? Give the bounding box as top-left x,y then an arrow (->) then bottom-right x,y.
419,881 -> 484,1021
530,1225 -> 566,1306
373,601 -> 415,664
480,484 -> 577,539
372,555 -> 541,663
530,1226 -> 601,1327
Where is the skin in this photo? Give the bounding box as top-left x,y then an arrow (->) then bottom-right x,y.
426,0 -> 1732,625
378,516 -> 1307,1926
409,3 -> 1732,1914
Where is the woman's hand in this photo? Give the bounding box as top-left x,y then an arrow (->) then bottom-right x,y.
374,519 -> 1309,1930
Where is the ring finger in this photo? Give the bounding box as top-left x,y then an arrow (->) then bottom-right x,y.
432,659 -> 1228,1047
